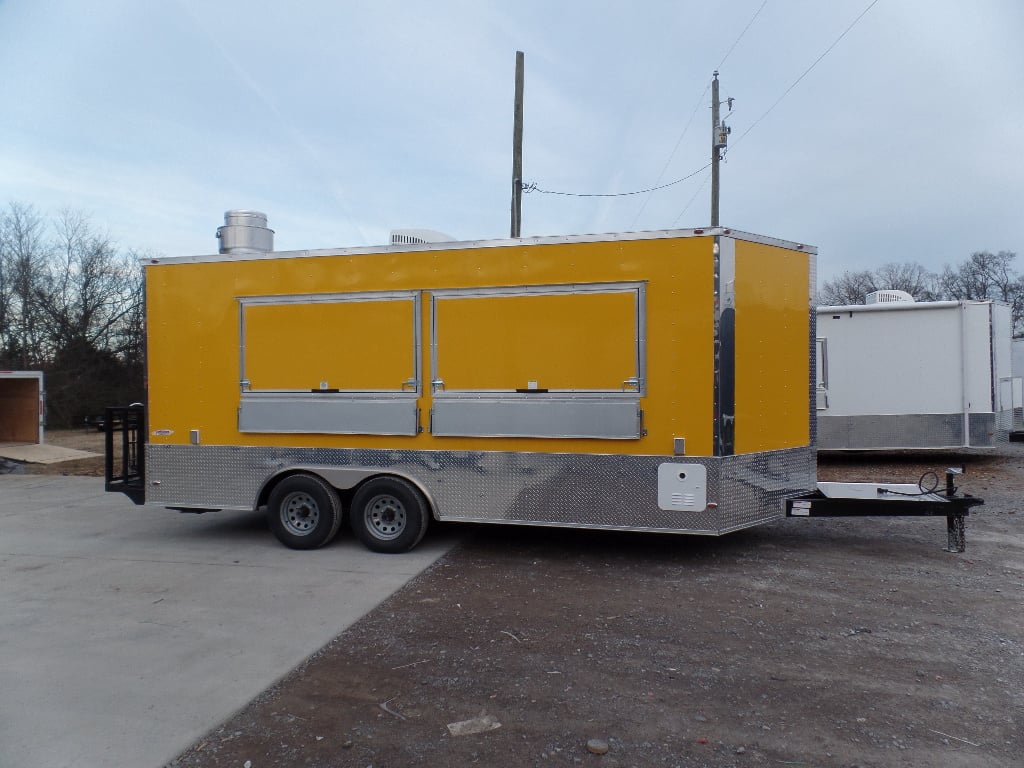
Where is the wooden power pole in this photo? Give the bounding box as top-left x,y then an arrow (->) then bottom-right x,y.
710,71 -> 731,227
511,51 -> 524,238
710,71 -> 721,227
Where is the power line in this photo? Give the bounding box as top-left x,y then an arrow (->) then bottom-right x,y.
672,170 -> 712,226
717,0 -> 768,70
628,85 -> 709,227
524,164 -> 711,198
525,1 -> 874,212
632,0 -> 768,229
733,0 -> 881,146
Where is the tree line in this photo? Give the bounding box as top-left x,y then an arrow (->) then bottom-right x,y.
819,250 -> 1024,333
0,202 -> 145,429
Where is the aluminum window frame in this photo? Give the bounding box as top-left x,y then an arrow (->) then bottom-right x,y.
237,290 -> 422,395
428,281 -> 647,397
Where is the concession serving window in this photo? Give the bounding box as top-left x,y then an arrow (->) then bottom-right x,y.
429,282 -> 647,438
237,291 -> 421,435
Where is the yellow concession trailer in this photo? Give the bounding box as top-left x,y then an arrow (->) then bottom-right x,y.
107,214 -> 819,552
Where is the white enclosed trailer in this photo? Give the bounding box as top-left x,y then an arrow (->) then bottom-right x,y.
816,296 -> 1012,450
1009,338 -> 1024,434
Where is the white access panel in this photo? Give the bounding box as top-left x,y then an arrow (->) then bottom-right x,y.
657,463 -> 708,512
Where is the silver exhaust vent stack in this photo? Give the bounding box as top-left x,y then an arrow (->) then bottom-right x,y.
216,210 -> 274,254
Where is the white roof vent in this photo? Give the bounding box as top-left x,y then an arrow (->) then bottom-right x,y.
865,289 -> 915,305
389,228 -> 455,245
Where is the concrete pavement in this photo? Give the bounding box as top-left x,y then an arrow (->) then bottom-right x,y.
0,475 -> 461,768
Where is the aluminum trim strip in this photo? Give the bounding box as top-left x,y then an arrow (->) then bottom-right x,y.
429,281 -> 644,299
430,397 -> 642,438
237,290 -> 419,306
238,394 -> 419,435
143,228 -> 815,267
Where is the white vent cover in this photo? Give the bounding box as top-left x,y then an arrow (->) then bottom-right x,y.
389,228 -> 455,245
865,289 -> 915,304
657,463 -> 708,512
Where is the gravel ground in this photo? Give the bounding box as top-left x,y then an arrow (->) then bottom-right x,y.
154,445 -> 1024,768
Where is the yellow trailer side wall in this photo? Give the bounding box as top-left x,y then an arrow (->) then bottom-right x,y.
145,237 -> 717,455
733,239 -> 811,453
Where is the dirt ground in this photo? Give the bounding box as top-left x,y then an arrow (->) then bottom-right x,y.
26,432 -> 1024,767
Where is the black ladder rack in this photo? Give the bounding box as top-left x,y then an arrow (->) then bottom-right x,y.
104,405 -> 146,505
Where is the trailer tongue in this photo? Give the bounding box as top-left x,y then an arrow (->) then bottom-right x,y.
787,469 -> 984,553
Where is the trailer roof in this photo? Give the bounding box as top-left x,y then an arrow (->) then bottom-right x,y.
143,227 -> 816,266
0,370 -> 44,379
816,299 -> 998,314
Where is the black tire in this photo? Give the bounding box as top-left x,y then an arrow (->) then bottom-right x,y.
266,474 -> 343,550
350,476 -> 430,553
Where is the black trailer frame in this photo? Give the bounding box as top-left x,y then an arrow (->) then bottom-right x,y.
786,469 -> 983,552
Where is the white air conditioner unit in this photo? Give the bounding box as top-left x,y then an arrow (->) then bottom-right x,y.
389,229 -> 455,245
865,289 -> 915,304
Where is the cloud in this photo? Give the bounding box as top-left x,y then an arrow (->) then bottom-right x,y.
0,0 -> 1019,280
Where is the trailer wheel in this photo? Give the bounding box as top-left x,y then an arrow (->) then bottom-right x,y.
267,474 -> 343,550
350,476 -> 429,554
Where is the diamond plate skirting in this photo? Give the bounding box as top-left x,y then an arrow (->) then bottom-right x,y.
145,444 -> 815,535
817,413 -> 1000,450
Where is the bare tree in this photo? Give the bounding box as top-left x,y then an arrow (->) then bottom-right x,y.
937,252 -> 1019,313
821,252 -> 1024,332
36,209 -> 139,354
873,262 -> 938,300
26,210 -> 146,426
936,250 -> 1024,332
819,262 -> 937,306
0,201 -> 147,425
817,269 -> 876,306
103,248 -> 146,371
0,202 -> 49,368
0,217 -> 9,359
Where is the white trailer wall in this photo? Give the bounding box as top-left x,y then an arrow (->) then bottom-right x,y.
1009,338 -> 1024,430
816,301 -> 1010,450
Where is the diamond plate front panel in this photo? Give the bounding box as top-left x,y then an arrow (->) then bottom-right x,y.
146,444 -> 815,535
719,447 -> 816,533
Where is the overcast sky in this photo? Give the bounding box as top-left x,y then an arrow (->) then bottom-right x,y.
1,0 -> 1021,282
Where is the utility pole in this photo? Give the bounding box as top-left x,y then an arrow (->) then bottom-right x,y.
711,72 -> 720,226
710,71 -> 731,227
511,51 -> 525,238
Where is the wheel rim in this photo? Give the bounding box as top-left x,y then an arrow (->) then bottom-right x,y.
280,491 -> 320,536
364,493 -> 407,541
